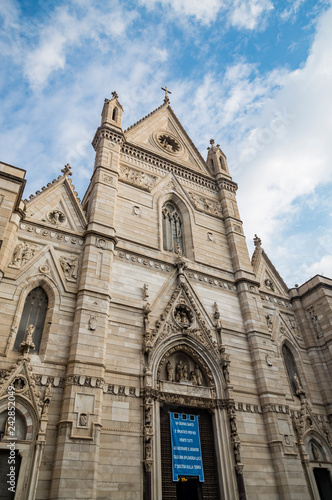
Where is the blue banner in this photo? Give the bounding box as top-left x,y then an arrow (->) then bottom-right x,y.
170,412 -> 204,482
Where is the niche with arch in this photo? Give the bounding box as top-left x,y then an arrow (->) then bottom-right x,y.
14,287 -> 48,353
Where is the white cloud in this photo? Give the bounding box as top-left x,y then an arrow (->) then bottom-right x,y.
230,0 -> 273,30
139,0 -> 273,28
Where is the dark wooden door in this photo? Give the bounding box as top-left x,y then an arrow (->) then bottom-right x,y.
160,406 -> 221,500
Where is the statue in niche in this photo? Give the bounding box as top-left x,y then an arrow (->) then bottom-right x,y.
265,314 -> 273,332
183,364 -> 188,381
14,377 -> 26,391
166,360 -> 174,382
234,440 -> 241,463
311,443 -> 320,461
20,324 -> 35,354
190,371 -> 197,385
174,306 -> 191,327
59,256 -> 78,281
176,360 -> 184,382
194,365 -> 203,386
264,278 -> 275,291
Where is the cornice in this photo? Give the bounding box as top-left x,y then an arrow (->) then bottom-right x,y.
92,125 -> 124,150
121,142 -> 218,191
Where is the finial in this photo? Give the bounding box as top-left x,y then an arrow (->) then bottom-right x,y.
253,234 -> 262,247
61,164 -> 72,177
161,85 -> 172,103
112,91 -> 118,99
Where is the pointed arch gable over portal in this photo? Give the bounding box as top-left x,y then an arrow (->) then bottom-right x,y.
142,270 -> 238,500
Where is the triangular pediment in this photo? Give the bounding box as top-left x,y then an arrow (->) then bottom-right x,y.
252,246 -> 289,298
8,244 -> 79,293
125,103 -> 213,176
24,173 -> 87,233
143,270 -> 219,360
0,357 -> 42,416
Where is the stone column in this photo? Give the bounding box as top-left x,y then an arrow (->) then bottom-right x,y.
50,96 -> 124,499
216,176 -> 309,499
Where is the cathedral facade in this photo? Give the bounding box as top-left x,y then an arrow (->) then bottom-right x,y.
0,92 -> 331,500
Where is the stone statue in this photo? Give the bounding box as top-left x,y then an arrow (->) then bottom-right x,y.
183,364 -> 188,381
194,365 -> 203,386
166,360 -> 174,382
190,371 -> 197,385
176,360 -> 184,382
311,443 -> 320,461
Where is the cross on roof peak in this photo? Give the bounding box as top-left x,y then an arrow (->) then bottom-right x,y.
161,86 -> 171,103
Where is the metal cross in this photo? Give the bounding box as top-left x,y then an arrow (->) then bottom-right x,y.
161,86 -> 172,102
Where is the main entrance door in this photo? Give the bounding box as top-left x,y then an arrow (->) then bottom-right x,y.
160,406 -> 221,500
176,477 -> 203,500
313,468 -> 332,500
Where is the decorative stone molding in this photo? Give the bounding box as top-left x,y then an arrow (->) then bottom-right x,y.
189,192 -> 223,218
121,144 -> 218,191
115,250 -> 173,272
119,166 -> 158,191
114,249 -> 237,292
66,375 -> 105,388
92,126 -> 124,150
105,384 -> 140,397
217,178 -> 238,193
20,223 -> 84,245
261,293 -> 292,309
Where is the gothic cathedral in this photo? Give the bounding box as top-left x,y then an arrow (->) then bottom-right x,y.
0,92 -> 332,500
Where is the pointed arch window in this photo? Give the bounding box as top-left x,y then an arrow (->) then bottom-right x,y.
282,344 -> 302,397
162,202 -> 184,254
14,287 -> 48,353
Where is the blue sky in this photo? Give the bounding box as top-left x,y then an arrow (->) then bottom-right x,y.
1,0 -> 332,287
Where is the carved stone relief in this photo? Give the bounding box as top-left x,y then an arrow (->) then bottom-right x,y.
59,255 -> 78,281
189,192 -> 223,217
9,242 -> 38,269
159,351 -> 208,387
47,209 -> 66,225
119,166 -> 157,191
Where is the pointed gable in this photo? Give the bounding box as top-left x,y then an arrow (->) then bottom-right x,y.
124,103 -> 213,176
251,235 -> 289,297
24,166 -> 87,233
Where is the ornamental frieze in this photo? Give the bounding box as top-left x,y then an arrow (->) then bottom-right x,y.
20,223 -> 84,245
119,165 -> 158,191
189,192 -> 223,217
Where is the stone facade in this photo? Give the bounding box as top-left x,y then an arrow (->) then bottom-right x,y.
0,93 -> 331,499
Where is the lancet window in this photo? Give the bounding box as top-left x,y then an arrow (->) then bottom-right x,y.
14,287 -> 48,353
162,202 -> 184,254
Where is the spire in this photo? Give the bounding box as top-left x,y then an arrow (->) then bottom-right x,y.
207,138 -> 231,178
101,91 -> 123,129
